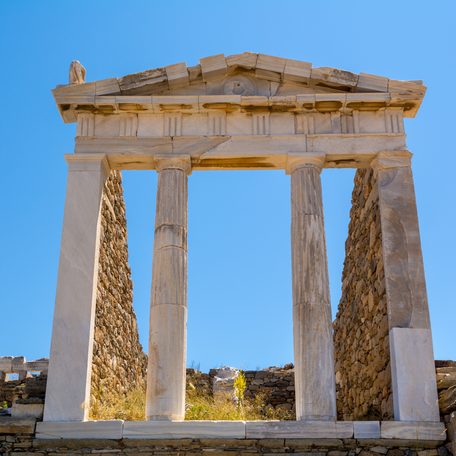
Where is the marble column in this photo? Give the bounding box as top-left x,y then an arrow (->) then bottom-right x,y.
372,151 -> 439,422
287,155 -> 336,421
44,154 -> 109,422
146,156 -> 191,421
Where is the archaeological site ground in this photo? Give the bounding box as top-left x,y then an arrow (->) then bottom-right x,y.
1,52 -> 455,455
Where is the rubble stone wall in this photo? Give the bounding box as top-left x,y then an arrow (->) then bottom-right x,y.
90,171 -> 147,411
333,168 -> 392,420
243,366 -> 295,413
0,433 -> 449,456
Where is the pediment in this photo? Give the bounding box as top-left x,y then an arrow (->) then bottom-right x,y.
53,52 -> 426,121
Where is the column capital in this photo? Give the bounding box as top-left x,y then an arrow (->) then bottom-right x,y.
286,154 -> 325,175
155,155 -> 192,175
370,150 -> 412,171
65,153 -> 110,174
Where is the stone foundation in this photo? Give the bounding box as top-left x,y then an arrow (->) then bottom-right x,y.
0,424 -> 449,456
334,168 -> 392,421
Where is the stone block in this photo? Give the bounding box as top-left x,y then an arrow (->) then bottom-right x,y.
95,78 -> 121,96
311,67 -> 358,87
390,328 -> 440,422
380,421 -> 446,440
256,54 -> 286,74
123,420 -> 246,439
284,58 -> 312,82
245,421 -> 354,439
0,417 -> 36,434
165,63 -> 189,89
436,369 -> 456,390
354,421 -> 380,438
439,386 -> 456,414
200,54 -> 227,80
357,73 -> 389,92
35,420 -> 123,439
0,357 -> 12,372
226,52 -> 258,69
11,403 -> 44,419
447,412 -> 456,441
284,438 -> 344,449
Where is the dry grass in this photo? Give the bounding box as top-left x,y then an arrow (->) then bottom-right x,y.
90,385 -> 146,421
90,383 -> 294,421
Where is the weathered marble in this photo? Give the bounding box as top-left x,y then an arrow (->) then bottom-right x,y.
36,420 -> 123,439
288,156 -> 336,420
354,421 -> 381,439
371,153 -> 439,422
390,328 -> 440,422
146,156 -> 191,421
69,60 -> 86,84
123,420 -> 245,439
11,402 -> 44,419
44,154 -> 109,422
380,421 -> 446,440
245,420 -> 353,438
372,152 -> 430,330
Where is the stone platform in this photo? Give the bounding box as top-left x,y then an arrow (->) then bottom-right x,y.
33,420 -> 446,440
0,418 -> 449,456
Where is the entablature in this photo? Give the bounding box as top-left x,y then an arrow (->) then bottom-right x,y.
74,104 -> 405,139
58,92 -> 415,122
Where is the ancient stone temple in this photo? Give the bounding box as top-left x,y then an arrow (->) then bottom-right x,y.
40,52 -> 444,441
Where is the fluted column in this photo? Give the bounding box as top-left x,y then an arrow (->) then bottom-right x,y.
287,155 -> 336,421
372,151 -> 439,422
146,155 -> 191,421
44,154 -> 109,422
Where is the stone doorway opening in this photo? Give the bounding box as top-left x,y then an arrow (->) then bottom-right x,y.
187,170 -> 292,372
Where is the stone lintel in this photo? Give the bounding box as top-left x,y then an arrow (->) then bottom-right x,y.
74,134 -> 406,171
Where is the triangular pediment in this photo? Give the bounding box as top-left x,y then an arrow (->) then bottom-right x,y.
53,52 -> 426,121
55,52 -> 425,96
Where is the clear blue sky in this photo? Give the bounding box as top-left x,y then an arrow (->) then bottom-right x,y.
1,1 -> 454,372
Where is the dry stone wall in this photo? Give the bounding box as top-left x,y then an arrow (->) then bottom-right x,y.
333,168 -> 392,421
90,171 -> 147,411
243,365 -> 295,414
